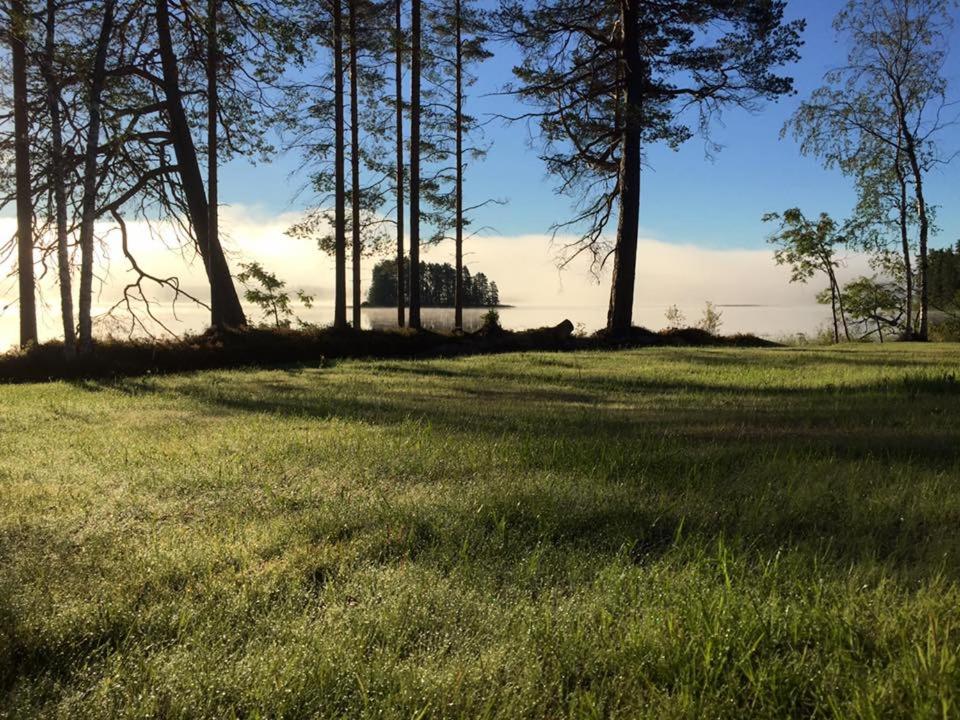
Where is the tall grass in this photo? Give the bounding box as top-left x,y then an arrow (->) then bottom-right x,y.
1,344 -> 959,718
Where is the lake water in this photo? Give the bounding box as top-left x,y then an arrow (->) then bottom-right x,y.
0,302 -> 834,352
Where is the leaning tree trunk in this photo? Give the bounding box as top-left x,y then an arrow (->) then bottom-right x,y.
607,0 -> 641,336
42,0 -> 74,357
332,0 -> 347,328
349,0 -> 361,329
77,0 -> 114,353
10,0 -> 37,348
156,0 -> 245,329
453,0 -> 464,332
394,0 -> 405,327
408,0 -> 421,329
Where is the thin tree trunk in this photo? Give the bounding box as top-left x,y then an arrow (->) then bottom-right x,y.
607,0 -> 640,335
826,265 -> 849,342
894,92 -> 929,341
349,0 -> 361,329
394,0 -> 405,327
453,0 -> 463,332
207,0 -> 222,327
894,144 -> 913,338
830,283 -> 840,343
10,0 -> 37,348
408,0 -> 421,329
333,0 -> 347,328
77,0 -> 114,352
156,0 -> 245,329
41,0 -> 74,357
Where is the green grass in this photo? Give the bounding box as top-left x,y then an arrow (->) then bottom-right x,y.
2,344 -> 960,719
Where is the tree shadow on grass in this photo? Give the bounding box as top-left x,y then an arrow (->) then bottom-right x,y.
63,358 -> 960,579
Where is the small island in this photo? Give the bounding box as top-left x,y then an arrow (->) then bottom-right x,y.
364,259 -> 503,308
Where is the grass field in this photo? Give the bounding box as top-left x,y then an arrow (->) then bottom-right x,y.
2,344 -> 960,719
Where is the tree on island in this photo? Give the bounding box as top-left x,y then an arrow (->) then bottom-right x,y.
366,259 -> 499,307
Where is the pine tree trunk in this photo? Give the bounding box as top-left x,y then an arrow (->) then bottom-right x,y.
156,0 -> 245,330
453,0 -> 464,332
10,0 -> 37,348
395,0 -> 405,327
42,0 -> 75,357
349,0 -> 362,329
77,0 -> 114,353
607,0 -> 640,336
333,0 -> 348,328
207,0 -> 223,329
408,0 -> 421,329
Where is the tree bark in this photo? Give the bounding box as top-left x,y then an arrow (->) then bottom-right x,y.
10,0 -> 37,348
332,0 -> 347,328
349,0 -> 361,329
894,145 -> 913,338
453,0 -> 463,332
156,0 -> 245,329
77,0 -> 114,352
42,0 -> 74,357
893,89 -> 929,340
408,0 -> 421,329
207,0 -> 224,329
607,0 -> 640,335
394,0 -> 405,327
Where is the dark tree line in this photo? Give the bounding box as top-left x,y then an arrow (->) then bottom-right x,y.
930,243 -> 960,310
366,258 -> 498,308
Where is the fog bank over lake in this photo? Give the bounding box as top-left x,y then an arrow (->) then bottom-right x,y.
0,205 -> 873,350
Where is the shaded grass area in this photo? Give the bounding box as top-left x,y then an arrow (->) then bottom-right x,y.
0,323 -> 774,383
1,344 -> 959,718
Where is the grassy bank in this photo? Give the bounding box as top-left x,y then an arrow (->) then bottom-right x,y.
2,345 -> 959,718
0,323 -> 774,384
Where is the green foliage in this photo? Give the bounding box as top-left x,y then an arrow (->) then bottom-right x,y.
3,347 -> 960,717
664,304 -> 685,330
236,262 -> 314,328
764,209 -> 846,284
839,276 -> 906,341
499,0 -> 804,263
930,243 -> 960,310
697,302 -> 724,335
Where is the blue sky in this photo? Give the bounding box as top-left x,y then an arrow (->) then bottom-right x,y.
219,0 -> 960,252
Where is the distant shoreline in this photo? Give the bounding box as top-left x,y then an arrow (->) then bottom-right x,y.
361,304 -> 515,310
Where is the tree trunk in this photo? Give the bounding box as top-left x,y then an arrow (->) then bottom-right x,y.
894,92 -> 929,341
408,0 -> 421,329
607,0 -> 640,336
826,265 -> 849,342
830,283 -> 840,343
332,0 -> 347,328
156,0 -> 245,329
394,0 -> 405,327
894,145 -> 913,338
453,0 -> 463,332
42,0 -> 74,357
207,0 -> 223,329
10,0 -> 37,348
349,0 -> 361,329
77,0 -> 114,352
